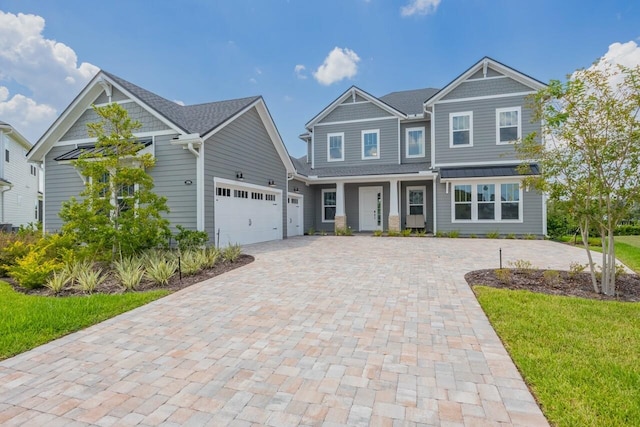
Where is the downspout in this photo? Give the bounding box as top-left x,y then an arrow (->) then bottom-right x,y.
424,106 -> 437,234
171,135 -> 204,232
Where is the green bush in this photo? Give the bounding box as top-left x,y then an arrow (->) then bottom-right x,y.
46,270 -> 71,295
614,225 -> 640,236
222,244 -> 242,263
486,231 -> 500,239
387,230 -> 400,237
335,227 -> 353,236
494,268 -> 512,283
179,250 -> 203,276
75,264 -> 106,294
543,269 -> 561,285
145,256 -> 177,286
416,229 -> 427,237
307,227 -> 316,236
401,229 -> 412,237
373,230 -> 383,237
505,233 -> 516,239
113,257 -> 145,291
435,231 -> 446,238
175,225 -> 209,252
448,230 -> 460,238
8,248 -> 63,289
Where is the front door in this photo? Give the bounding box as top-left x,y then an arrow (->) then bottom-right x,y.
359,186 -> 383,231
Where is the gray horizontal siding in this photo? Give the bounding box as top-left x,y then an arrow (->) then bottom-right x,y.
400,120 -> 431,164
290,179 -> 315,233
94,87 -> 129,104
433,95 -> 539,165
43,146 -> 87,232
319,102 -> 392,124
60,102 -> 170,141
435,181 -> 544,236
442,77 -> 532,100
204,107 -> 287,242
312,184 -> 337,233
313,118 -> 399,168
400,180 -> 434,232
468,67 -> 503,80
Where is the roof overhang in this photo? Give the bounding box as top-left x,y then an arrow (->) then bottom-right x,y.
424,57 -> 547,107
0,124 -> 32,151
305,86 -> 407,130
294,170 -> 437,184
439,164 -> 539,182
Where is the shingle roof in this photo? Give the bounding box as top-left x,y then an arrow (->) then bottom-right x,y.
102,71 -> 261,136
439,164 -> 539,179
291,156 -> 430,178
379,88 -> 440,115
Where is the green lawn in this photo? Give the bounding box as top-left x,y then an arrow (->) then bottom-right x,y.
0,281 -> 168,360
475,286 -> 640,427
557,235 -> 640,273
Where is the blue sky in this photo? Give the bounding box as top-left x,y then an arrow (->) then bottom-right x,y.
1,0 -> 639,158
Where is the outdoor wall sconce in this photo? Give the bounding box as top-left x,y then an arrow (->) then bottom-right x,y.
235,172 -> 244,181
293,187 -> 299,192
184,180 -> 193,185
268,179 -> 276,187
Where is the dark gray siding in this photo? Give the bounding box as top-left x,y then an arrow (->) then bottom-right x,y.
319,102 -> 392,124
43,146 -> 86,232
313,118 -> 399,168
433,94 -> 539,165
94,88 -> 130,104
434,181 -> 544,236
400,181 -> 434,232
400,120 -> 431,165
150,134 -> 197,233
290,179 -> 315,233
60,102 -> 170,141
204,107 -> 287,242
442,77 -> 532,100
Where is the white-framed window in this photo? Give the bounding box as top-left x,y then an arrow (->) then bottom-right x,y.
361,129 -> 380,160
450,112 -> 473,147
451,181 -> 522,222
407,186 -> 426,216
406,127 -> 425,158
496,107 -> 521,144
322,189 -> 336,222
327,132 -> 344,162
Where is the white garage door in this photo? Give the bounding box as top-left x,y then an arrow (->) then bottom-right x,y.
214,180 -> 282,246
287,194 -> 303,237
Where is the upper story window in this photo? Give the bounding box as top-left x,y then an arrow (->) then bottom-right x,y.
361,129 -> 380,160
496,107 -> 521,144
327,132 -> 344,162
406,127 -> 425,158
450,112 -> 473,147
30,165 -> 37,176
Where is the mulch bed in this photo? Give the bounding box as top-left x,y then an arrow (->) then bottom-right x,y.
465,268 -> 640,302
4,254 -> 254,297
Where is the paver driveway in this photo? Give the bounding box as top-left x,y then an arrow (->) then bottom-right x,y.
0,237 -> 594,426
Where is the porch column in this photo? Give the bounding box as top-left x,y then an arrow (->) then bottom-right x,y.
334,181 -> 347,231
388,179 -> 400,232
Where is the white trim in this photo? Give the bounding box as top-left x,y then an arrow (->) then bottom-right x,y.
313,116 -> 397,127
441,175 -> 528,184
432,179 -> 437,234
397,118 -> 401,165
213,176 -> 282,194
340,100 -> 372,106
287,192 -> 304,237
306,171 -> 437,184
496,106 -> 522,145
429,107 -> 435,168
433,91 -> 536,105
405,126 -> 426,159
52,130 -> 176,148
449,111 -> 473,148
90,99 -> 134,108
406,185 -> 427,221
467,75 -> 509,81
435,159 -> 534,168
450,181 -> 524,223
311,129 -> 315,169
361,129 -> 380,160
327,132 -> 344,162
321,188 -> 336,223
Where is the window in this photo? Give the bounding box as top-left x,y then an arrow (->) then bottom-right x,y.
361,129 -> 379,159
496,107 -> 521,144
117,183 -> 135,213
30,165 -> 37,176
407,186 -> 426,216
452,181 -> 521,222
450,112 -> 473,147
327,133 -> 344,162
266,194 -> 276,201
5,149 -> 9,162
406,127 -> 425,158
216,187 -> 231,197
454,185 -> 472,220
322,189 -> 336,222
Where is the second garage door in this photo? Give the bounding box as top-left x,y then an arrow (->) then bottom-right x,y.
214,180 -> 282,246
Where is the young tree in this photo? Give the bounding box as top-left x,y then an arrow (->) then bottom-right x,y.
59,103 -> 170,260
517,61 -> 640,295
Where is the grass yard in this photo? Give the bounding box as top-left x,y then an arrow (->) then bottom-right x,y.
0,281 -> 168,360
557,234 -> 640,273
475,286 -> 640,426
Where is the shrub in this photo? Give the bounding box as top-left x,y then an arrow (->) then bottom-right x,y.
614,224 -> 640,236
373,230 -> 383,237
415,229 -> 427,237
175,225 -> 209,252
543,269 -> 561,286
495,268 -> 512,283
8,248 -> 62,289
74,264 -> 105,294
145,257 -> 177,286
307,227 -> 316,236
615,263 -> 627,278
179,250 -> 202,276
505,233 -> 516,239
335,227 -> 353,236
401,229 -> 412,237
523,233 -> 536,240
45,270 -> 71,295
114,257 -> 145,291
470,233 -> 477,239
448,230 -> 460,238
202,247 -> 220,268
486,231 -> 500,239
568,262 -> 587,278
509,259 -> 535,273
222,244 -> 242,263
387,230 -> 400,237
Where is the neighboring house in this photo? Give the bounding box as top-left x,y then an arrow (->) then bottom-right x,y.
0,121 -> 40,230
291,57 -> 547,236
27,71 -> 295,246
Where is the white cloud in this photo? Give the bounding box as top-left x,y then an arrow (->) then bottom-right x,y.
294,64 -> 307,80
598,41 -> 640,68
313,47 -> 361,86
249,78 -> 257,84
284,95 -> 293,102
0,10 -> 99,141
401,0 -> 441,16
173,100 -> 186,106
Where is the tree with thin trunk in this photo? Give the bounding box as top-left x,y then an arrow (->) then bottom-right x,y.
59,103 -> 170,260
516,60 -> 640,295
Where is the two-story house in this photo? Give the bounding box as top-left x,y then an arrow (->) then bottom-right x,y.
290,57 -> 547,236
0,121 -> 40,230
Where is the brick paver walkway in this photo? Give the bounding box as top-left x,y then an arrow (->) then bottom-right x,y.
0,237 -> 595,426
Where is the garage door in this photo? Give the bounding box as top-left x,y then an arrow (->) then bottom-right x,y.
287,194 -> 303,237
214,180 -> 282,246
